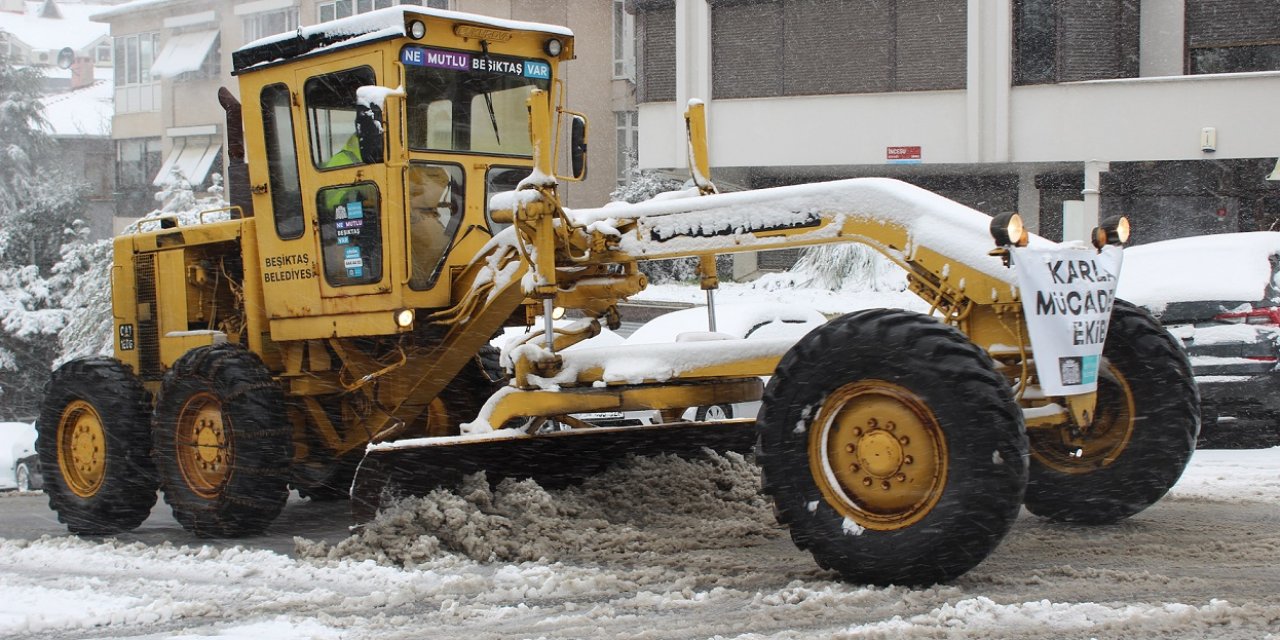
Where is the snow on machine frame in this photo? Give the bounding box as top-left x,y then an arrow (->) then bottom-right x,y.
37,6 -> 1197,585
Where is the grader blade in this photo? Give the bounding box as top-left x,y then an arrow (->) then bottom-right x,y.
349,419 -> 758,522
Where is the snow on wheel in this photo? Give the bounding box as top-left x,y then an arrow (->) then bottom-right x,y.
758,309 -> 1028,586
37,357 -> 158,535
152,344 -> 292,538
1024,300 -> 1198,524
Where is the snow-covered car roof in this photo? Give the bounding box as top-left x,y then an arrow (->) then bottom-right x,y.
0,422 -> 35,452
1116,232 -> 1280,310
624,302 -> 827,346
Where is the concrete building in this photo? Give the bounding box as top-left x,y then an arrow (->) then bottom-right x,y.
1,0 -> 117,239
91,0 -> 625,232
630,0 -> 1280,272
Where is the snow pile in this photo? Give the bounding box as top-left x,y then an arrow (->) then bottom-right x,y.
296,451 -> 777,566
834,596 -> 1276,640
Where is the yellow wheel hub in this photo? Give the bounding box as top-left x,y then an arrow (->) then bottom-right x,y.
57,400 -> 107,498
809,381 -> 948,531
1031,365 -> 1135,474
176,392 -> 233,499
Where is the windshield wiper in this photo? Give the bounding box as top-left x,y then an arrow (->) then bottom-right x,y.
479,41 -> 501,145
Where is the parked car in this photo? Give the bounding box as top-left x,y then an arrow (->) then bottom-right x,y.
579,302 -> 829,426
1116,231 -> 1280,448
490,303 -> 827,428
1,421 -> 41,491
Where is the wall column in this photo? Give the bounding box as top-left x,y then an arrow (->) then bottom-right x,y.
966,0 -> 1012,163
674,0 -> 712,170
1140,0 -> 1185,77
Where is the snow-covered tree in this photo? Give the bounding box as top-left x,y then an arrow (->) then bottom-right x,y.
0,60 -> 53,208
49,222 -> 113,366
789,244 -> 907,292
610,166 -> 685,204
610,167 -> 707,283
0,56 -> 96,416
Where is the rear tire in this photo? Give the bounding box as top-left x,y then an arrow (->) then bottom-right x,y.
152,344 -> 292,537
758,309 -> 1028,586
16,462 -> 32,492
1024,300 -> 1198,524
36,358 -> 158,535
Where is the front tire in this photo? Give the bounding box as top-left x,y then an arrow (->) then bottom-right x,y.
152,344 -> 292,537
758,309 -> 1028,586
36,358 -> 158,534
1024,300 -> 1198,524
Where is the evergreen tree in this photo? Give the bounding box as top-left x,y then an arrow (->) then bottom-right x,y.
0,56 -> 91,417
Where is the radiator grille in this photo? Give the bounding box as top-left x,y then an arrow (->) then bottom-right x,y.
134,254 -> 162,380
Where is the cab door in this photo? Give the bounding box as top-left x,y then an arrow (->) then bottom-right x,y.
294,53 -> 398,310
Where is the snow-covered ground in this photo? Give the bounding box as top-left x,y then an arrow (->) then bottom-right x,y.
1,447 -> 1277,640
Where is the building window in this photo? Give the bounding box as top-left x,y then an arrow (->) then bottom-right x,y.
244,8 -> 299,43
615,111 -> 638,186
707,0 -> 965,100
634,0 -> 675,102
1186,0 -> 1280,74
96,41 -> 112,65
613,0 -> 635,80
317,0 -> 439,22
113,33 -> 160,86
1013,0 -> 1140,85
115,138 -> 164,217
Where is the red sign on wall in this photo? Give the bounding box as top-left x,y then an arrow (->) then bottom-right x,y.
886,146 -> 922,163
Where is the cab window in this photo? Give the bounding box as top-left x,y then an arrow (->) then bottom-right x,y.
407,162 -> 465,290
304,66 -> 377,169
317,182 -> 382,286
261,84 -> 304,239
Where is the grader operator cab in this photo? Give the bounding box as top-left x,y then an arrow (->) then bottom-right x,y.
37,7 -> 1198,586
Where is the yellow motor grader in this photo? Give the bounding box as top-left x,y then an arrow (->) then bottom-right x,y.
37,6 -> 1197,586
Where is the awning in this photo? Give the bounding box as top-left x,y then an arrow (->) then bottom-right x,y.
150,30 -> 219,78
153,137 -> 223,187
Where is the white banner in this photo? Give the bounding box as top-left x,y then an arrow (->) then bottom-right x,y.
1011,245 -> 1124,396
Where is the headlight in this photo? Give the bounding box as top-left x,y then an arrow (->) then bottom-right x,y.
408,20 -> 426,40
395,309 -> 415,328
544,38 -> 563,57
1091,216 -> 1130,249
990,212 -> 1028,248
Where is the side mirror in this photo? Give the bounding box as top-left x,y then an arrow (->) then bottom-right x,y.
355,103 -> 385,164
569,115 -> 587,181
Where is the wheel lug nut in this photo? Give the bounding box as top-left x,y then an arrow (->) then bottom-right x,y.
896,473 -> 907,482
849,463 -> 860,472
904,455 -> 914,465
852,427 -> 863,437
862,477 -> 873,487
881,481 -> 891,490
886,421 -> 896,432
899,436 -> 910,445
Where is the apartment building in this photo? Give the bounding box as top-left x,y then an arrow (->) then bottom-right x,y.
92,0 -> 624,231
1,0 -> 117,238
631,0 -> 1280,272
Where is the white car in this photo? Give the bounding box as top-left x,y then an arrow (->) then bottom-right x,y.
0,421 -> 40,491
583,302 -> 829,425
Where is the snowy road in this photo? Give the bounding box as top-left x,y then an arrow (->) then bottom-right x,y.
1,449 -> 1278,639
